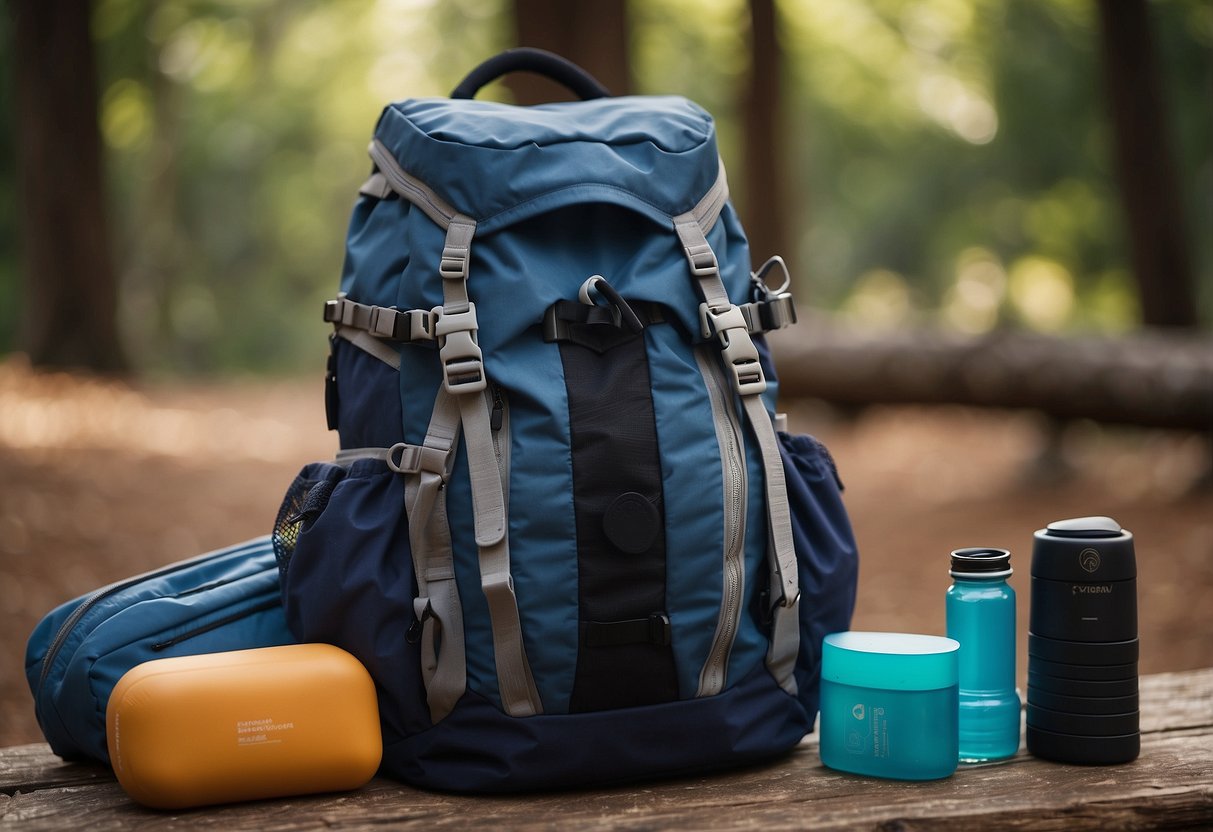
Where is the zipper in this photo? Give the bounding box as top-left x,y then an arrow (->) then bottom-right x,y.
35,539 -> 268,698
488,382 -> 511,505
150,596 -> 281,651
694,347 -> 748,697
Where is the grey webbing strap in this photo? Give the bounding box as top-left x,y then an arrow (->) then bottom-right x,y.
438,218 -> 476,314
324,296 -> 435,343
673,208 -> 801,696
691,158 -> 730,234
333,326 -> 401,370
368,139 -> 460,230
434,219 -> 543,718
358,171 -> 392,199
742,393 -> 800,694
403,389 -> 466,722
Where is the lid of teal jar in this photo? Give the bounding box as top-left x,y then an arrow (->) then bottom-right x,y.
822,631 -> 959,691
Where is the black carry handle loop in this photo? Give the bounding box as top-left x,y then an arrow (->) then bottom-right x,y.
450,48 -> 611,101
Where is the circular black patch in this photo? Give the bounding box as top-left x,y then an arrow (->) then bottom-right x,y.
602,492 -> 660,555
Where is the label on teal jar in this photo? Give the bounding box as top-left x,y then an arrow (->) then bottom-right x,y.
843,702 -> 889,759
820,681 -> 958,780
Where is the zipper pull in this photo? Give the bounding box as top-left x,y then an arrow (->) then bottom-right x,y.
490,384 -> 504,431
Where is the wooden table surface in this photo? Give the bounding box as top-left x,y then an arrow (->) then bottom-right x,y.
2,668 -> 1210,831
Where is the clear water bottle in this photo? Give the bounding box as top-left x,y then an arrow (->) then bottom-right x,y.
946,547 -> 1021,762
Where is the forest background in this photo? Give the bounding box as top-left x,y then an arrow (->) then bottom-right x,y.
0,0 -> 1210,748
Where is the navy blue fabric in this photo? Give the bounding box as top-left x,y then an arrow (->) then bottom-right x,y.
384,659 -> 810,793
25,537 -> 296,763
333,336 -> 407,450
280,459 -> 432,744
778,433 -> 860,719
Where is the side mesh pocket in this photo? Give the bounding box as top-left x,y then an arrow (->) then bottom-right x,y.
272,462 -> 349,580
777,432 -> 859,723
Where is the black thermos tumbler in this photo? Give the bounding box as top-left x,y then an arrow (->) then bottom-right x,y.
1027,516 -> 1140,764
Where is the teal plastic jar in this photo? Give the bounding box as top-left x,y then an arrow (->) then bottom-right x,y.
819,632 -> 960,780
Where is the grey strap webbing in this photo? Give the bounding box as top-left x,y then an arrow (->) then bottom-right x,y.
325,295 -> 435,343
435,218 -> 543,718
402,389 -> 467,722
333,326 -> 401,370
674,186 -> 801,696
368,139 -> 460,229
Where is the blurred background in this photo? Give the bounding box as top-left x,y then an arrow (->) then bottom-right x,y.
1,0 -> 1210,747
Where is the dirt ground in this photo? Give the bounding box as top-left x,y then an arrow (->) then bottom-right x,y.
2,356 -> 1210,748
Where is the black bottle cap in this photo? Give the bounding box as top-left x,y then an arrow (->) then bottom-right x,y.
1045,516 -> 1122,538
950,547 -> 1012,579
1032,516 -> 1136,582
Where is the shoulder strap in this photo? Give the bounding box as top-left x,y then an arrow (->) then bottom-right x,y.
673,173 -> 801,696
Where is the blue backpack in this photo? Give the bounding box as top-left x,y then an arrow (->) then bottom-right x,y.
26,537 -> 296,763
274,49 -> 858,792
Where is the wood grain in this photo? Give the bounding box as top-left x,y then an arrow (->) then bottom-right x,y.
2,669 -> 1211,831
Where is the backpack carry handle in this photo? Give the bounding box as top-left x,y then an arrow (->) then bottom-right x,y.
451,48 -> 611,101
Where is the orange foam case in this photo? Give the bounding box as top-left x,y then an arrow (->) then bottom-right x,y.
106,643 -> 382,809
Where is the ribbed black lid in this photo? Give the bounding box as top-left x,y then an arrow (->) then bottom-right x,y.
1032,516 -> 1135,581
950,547 -> 1012,578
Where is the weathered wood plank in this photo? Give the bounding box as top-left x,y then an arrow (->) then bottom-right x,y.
2,669 -> 1210,831
3,729 -> 1210,831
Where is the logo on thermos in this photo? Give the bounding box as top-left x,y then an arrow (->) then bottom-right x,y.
852,704 -> 865,720
1079,548 -> 1101,573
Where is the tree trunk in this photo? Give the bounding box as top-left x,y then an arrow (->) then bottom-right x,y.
11,1 -> 127,373
508,0 -> 630,104
771,315 -> 1213,431
742,0 -> 789,269
1094,0 -> 1197,328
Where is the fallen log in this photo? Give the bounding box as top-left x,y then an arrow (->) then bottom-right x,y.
771,314 -> 1213,431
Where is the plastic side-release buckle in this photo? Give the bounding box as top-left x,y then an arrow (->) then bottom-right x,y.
699,303 -> 768,395
433,303 -> 485,393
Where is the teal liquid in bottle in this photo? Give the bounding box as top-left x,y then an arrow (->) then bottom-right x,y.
946,548 -> 1021,762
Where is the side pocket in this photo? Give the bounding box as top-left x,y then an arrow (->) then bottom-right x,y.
777,432 -> 859,723
273,461 -> 350,579
275,458 -> 432,741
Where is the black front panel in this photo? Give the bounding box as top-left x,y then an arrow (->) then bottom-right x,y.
559,325 -> 678,712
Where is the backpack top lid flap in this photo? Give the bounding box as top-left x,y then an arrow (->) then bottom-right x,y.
372,95 -> 721,233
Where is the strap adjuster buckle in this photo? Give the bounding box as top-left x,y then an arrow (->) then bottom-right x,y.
685,243 -> 719,277
742,293 -> 798,333
433,303 -> 485,393
368,306 -> 401,339
439,246 -> 469,281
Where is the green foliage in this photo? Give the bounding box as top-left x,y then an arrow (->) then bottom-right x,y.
0,0 -> 1208,374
